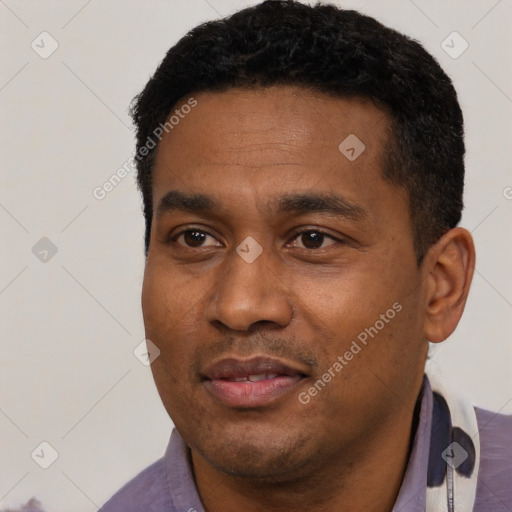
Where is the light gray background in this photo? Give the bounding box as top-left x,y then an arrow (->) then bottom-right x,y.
1,0 -> 511,510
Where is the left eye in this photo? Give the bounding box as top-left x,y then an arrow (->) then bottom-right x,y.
289,231 -> 339,249
173,230 -> 221,248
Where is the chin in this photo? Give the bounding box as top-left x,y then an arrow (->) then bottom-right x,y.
191,424 -> 317,481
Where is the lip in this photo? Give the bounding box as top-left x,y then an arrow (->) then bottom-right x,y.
202,356 -> 308,408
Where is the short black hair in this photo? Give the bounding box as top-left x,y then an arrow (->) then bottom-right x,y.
131,0 -> 465,262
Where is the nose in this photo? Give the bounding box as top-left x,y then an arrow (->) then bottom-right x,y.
205,244 -> 293,331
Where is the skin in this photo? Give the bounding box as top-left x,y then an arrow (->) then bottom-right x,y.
142,85 -> 475,512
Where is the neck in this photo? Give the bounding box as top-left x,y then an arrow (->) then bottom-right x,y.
191,384 -> 424,512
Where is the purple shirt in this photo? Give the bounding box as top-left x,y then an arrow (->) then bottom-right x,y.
99,376 -> 512,511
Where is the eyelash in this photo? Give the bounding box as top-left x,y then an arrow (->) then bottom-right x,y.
169,227 -> 344,250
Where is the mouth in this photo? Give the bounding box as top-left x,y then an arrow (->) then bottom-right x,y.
201,356 -> 309,408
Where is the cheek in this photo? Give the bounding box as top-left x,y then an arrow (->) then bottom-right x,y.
142,264 -> 197,369
149,355 -> 207,435
303,265 -> 421,372
142,265 -> 204,425
299,270 -> 386,337
142,258 -> 198,328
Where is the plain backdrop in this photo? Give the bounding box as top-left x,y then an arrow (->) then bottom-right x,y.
1,1 -> 511,511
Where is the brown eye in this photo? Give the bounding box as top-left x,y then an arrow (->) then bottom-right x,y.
291,231 -> 338,250
174,230 -> 220,248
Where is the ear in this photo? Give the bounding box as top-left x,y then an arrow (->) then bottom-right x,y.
422,227 -> 475,343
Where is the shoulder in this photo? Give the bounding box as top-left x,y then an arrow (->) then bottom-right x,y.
98,457 -> 171,512
474,407 -> 512,511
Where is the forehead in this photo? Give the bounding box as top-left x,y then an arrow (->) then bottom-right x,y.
163,86 -> 388,158
152,86 -> 395,214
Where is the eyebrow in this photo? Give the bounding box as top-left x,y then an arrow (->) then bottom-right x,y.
156,190 -> 366,221
156,191 -> 217,218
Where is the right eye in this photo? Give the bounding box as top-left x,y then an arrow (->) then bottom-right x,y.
171,229 -> 222,248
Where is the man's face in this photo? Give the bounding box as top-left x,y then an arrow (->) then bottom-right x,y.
142,86 -> 430,481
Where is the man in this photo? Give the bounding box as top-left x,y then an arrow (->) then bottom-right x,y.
99,1 -> 511,511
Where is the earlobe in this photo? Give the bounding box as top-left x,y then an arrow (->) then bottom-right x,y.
422,228 -> 475,343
